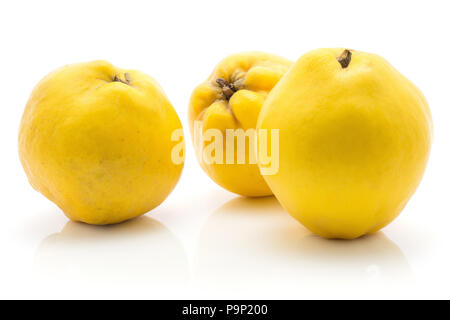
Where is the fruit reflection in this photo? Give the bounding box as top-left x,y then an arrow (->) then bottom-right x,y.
35,216 -> 188,293
194,196 -> 412,297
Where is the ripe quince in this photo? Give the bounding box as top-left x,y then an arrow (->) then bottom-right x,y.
19,61 -> 184,225
258,48 -> 432,239
189,52 -> 293,196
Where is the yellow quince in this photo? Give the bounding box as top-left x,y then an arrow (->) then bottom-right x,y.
189,52 -> 293,197
19,61 -> 184,225
258,48 -> 432,239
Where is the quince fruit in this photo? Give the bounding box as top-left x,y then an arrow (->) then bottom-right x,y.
257,48 -> 432,239
189,52 -> 293,196
19,61 -> 184,225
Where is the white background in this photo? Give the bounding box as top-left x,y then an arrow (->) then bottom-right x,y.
0,0 -> 449,299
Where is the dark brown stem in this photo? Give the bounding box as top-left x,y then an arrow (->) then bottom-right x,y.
113,73 -> 131,85
337,49 -> 352,68
216,78 -> 237,100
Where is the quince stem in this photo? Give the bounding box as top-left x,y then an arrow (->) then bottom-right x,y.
216,78 -> 237,100
113,73 -> 131,85
337,49 -> 352,68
